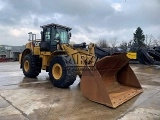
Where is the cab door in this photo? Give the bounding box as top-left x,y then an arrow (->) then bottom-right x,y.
50,27 -> 58,52
40,27 -> 57,52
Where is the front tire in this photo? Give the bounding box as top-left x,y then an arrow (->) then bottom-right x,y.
49,55 -> 76,88
22,54 -> 41,78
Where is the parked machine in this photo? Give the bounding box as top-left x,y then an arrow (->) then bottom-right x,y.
127,52 -> 137,60
136,47 -> 160,65
19,23 -> 142,108
126,46 -> 160,65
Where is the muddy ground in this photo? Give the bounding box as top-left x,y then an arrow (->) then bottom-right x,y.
0,62 -> 160,120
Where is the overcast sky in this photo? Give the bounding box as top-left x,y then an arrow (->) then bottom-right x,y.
0,0 -> 160,46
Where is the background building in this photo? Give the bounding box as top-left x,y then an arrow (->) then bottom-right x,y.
0,45 -> 25,61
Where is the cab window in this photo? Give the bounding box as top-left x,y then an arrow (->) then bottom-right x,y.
44,28 -> 51,42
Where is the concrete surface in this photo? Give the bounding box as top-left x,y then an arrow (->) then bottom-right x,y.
0,62 -> 160,120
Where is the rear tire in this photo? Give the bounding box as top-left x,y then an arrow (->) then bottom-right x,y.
49,55 -> 76,88
22,54 -> 41,78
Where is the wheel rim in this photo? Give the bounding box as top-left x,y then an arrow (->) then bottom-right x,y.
52,63 -> 62,80
24,60 -> 29,72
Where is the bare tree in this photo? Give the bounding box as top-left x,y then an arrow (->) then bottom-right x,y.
128,40 -> 133,48
128,39 -> 139,52
96,39 -> 109,48
145,34 -> 160,47
145,34 -> 154,47
119,41 -> 128,52
154,35 -> 160,46
109,37 -> 117,48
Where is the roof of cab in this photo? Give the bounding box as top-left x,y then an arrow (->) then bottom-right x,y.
40,23 -> 72,31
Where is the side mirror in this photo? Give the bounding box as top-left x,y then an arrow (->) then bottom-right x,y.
69,32 -> 71,38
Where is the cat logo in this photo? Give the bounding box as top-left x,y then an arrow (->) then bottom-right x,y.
34,42 -> 40,47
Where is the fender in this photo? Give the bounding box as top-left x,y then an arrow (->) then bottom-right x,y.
20,48 -> 32,68
47,50 -> 66,66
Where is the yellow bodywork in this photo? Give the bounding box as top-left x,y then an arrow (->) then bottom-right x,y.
127,52 -> 137,60
19,41 -> 137,72
19,54 -> 22,64
19,41 -> 96,75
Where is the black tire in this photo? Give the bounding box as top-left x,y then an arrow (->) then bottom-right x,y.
49,55 -> 76,88
22,54 -> 41,78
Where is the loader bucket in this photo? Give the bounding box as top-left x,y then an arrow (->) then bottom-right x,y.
80,53 -> 143,108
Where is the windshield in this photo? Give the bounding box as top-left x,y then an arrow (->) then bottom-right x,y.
55,28 -> 69,44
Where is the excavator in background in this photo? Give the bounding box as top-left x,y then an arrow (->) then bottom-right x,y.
137,47 -> 160,65
126,47 -> 160,65
19,23 -> 143,108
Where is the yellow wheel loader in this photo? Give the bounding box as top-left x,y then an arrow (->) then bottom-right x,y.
19,23 -> 142,108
